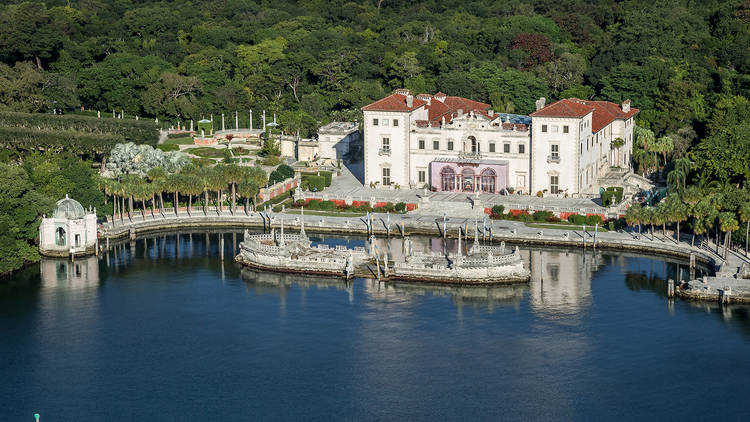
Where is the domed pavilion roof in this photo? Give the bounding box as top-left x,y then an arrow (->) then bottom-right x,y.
53,195 -> 86,219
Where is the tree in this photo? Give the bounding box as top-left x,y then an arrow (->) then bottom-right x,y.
625,203 -> 643,238
223,164 -> 246,215
0,2 -> 62,69
141,72 -> 202,120
718,212 -> 739,260
739,196 -> 750,257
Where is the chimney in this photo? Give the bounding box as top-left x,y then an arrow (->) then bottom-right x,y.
488,109 -> 494,117
621,99 -> 631,113
457,109 -> 463,116
406,94 -> 413,108
535,97 -> 546,111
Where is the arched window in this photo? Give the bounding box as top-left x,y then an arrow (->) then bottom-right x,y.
481,168 -> 496,193
468,136 -> 478,153
55,227 -> 66,246
461,168 -> 475,192
440,167 -> 455,191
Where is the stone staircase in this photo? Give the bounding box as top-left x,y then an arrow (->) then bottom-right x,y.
416,197 -> 487,218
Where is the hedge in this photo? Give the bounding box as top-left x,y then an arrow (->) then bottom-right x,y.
302,175 -> 326,191
0,111 -> 159,146
0,126 -> 125,154
157,143 -> 179,152
269,164 -> 295,185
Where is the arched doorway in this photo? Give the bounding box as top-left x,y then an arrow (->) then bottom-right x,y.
481,168 -> 496,193
55,227 -> 66,246
441,167 -> 455,191
468,136 -> 479,153
462,168 -> 475,192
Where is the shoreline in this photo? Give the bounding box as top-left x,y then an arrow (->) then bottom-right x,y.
99,213 -> 718,268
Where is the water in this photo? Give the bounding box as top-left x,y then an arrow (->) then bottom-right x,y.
1,231 -> 749,421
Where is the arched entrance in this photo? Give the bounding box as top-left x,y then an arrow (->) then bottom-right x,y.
441,167 -> 455,191
55,227 -> 66,246
481,168 -> 496,193
462,168 -> 475,192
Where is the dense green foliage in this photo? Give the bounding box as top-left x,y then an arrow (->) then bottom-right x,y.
268,164 -> 295,185
0,153 -> 105,275
0,112 -> 159,145
0,0 -> 744,143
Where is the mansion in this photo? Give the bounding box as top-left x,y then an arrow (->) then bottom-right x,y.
361,89 -> 640,196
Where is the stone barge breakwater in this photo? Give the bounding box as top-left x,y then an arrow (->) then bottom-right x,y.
233,217 -> 530,285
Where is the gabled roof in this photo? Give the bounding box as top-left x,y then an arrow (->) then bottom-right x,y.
529,99 -> 594,118
583,100 -> 639,132
530,98 -> 639,132
361,93 -> 427,112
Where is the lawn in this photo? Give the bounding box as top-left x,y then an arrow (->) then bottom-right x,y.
525,223 -> 609,232
191,157 -> 216,167
185,147 -> 227,158
164,136 -> 195,145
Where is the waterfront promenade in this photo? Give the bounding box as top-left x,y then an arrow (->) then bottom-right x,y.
99,203 -> 750,300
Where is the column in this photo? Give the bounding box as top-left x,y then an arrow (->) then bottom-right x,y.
235,111 -> 239,129
249,110 -> 253,129
221,113 -> 225,131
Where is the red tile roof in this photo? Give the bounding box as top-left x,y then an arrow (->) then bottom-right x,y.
583,100 -> 639,132
361,93 -> 427,112
529,99 -> 594,118
530,98 -> 639,132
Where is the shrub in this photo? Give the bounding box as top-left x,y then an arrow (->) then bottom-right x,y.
546,215 -> 561,223
295,199 -> 306,207
319,171 -> 333,187
268,164 -> 295,185
306,199 -> 322,209
601,190 -> 615,207
304,175 -> 326,191
395,202 -> 406,212
262,155 -> 282,166
491,205 -> 505,215
533,210 -> 553,222
568,214 -> 586,225
318,200 -> 336,210
585,215 -> 603,226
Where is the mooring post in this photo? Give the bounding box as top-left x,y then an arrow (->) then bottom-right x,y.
386,211 -> 390,237
582,224 -> 586,249
220,235 -> 224,261
594,223 -> 598,248
401,221 -> 405,238
667,279 -> 675,298
443,213 -> 447,238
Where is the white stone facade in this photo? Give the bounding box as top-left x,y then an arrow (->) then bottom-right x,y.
39,196 -> 98,257
362,91 -> 638,196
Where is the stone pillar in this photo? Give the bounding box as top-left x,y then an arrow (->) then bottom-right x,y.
262,110 -> 266,130
235,111 -> 239,129
249,110 -> 253,129
190,119 -> 194,132
97,110 -> 101,118
221,113 -> 225,131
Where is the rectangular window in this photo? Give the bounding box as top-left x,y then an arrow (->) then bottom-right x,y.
433,140 -> 439,150
418,170 -> 425,183
382,167 -> 391,186
563,125 -> 569,134
550,175 -> 559,194
418,139 -> 425,149
382,137 -> 390,151
373,118 -> 378,126
489,143 -> 496,153
542,125 -> 548,133
393,119 -> 398,127
382,119 -> 389,127
551,144 -> 559,158
552,125 -> 559,133
447,141 -> 454,151
503,143 -> 510,153
518,144 -> 525,154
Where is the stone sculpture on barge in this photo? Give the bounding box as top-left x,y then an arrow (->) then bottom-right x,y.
235,209 -> 530,284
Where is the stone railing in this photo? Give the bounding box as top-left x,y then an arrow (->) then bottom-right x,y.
258,174 -> 301,203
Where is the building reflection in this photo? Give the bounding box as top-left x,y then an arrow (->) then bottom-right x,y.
39,255 -> 100,289
526,248 -> 598,315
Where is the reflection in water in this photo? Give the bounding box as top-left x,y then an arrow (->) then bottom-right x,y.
39,256 -> 100,289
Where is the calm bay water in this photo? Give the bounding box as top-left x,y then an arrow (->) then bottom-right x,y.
1,231 -> 749,421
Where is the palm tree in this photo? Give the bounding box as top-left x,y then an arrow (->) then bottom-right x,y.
147,167 -> 167,217
654,203 -> 669,237
224,164 -> 246,215
180,173 -> 203,216
739,197 -> 750,257
198,167 -> 211,216
640,206 -> 654,239
164,173 -> 182,216
133,179 -> 152,221
121,174 -> 140,222
207,165 -> 229,214
625,203 -> 643,238
718,212 -> 739,260
670,197 -> 688,243
681,185 -> 701,246
237,179 -> 259,216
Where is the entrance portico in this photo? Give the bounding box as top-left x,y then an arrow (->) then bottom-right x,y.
429,158 -> 509,194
